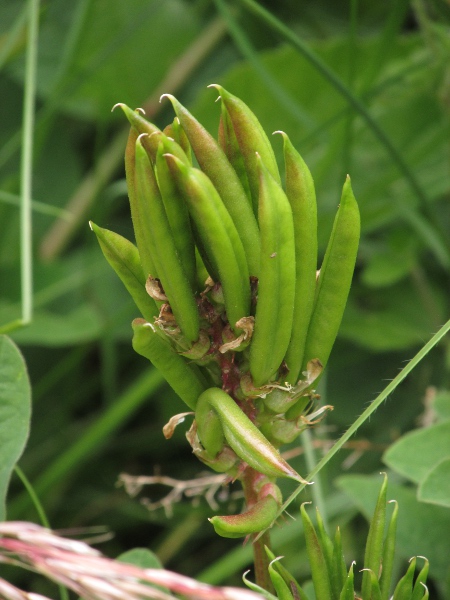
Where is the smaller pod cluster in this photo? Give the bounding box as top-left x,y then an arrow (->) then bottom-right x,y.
91,86 -> 360,537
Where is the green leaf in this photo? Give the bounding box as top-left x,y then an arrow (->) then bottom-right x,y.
0,335 -> 31,520
434,390 -> 450,421
383,421 -> 450,484
418,458 -> 450,508
9,305 -> 103,346
118,547 -> 163,569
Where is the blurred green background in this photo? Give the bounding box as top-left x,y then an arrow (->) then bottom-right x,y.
1,0 -> 450,597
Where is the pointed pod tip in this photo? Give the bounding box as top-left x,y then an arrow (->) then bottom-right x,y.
111,102 -> 124,113
160,93 -> 175,105
88,220 -> 94,231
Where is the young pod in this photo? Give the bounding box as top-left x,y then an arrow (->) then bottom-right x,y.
361,473 -> 388,600
154,136 -> 197,292
124,128 -> 158,280
249,156 -> 296,387
300,503 -> 333,600
89,222 -> 157,322
196,387 -> 306,482
162,94 -> 260,276
115,103 -> 161,161
264,548 -> 308,600
165,155 -> 251,333
380,501 -> 398,600
392,558 -> 416,600
134,137 -> 200,343
218,100 -> 252,201
209,84 -> 281,215
276,132 -> 318,385
302,176 -> 360,371
132,319 -> 207,410
163,117 -> 192,164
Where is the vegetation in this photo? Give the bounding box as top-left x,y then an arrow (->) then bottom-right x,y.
0,1 -> 449,598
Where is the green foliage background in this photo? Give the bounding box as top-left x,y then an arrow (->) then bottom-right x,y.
1,0 -> 450,597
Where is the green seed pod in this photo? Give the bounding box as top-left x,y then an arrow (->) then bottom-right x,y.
264,548 -> 309,600
154,137 -> 197,292
209,84 -> 281,215
302,176 -> 360,371
392,557 -> 416,600
134,137 -> 200,344
276,132 -> 317,385
331,527 -> 347,598
89,222 -> 157,322
163,117 -> 193,164
339,563 -> 355,600
209,493 -> 280,538
218,101 -> 252,201
411,559 -> 429,600
380,501 -> 398,600
300,503 -> 333,600
162,94 -> 260,277
125,128 -> 158,280
362,569 -> 382,600
165,154 -> 251,333
249,156 -> 296,386
132,319 -> 207,409
196,388 -> 306,481
115,103 -> 161,161
268,560 -> 295,600
361,473 -> 388,600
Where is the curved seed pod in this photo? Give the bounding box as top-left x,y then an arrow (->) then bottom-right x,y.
132,319 -> 207,410
197,388 -> 306,481
163,117 -> 192,164
162,94 -> 260,277
209,493 -> 280,538
209,84 -> 281,215
114,103 -> 161,161
361,473 -> 387,600
135,137 -> 199,343
300,503 -> 333,600
249,156 -> 296,387
276,132 -> 318,385
380,501 -> 398,600
195,390 -> 225,458
155,138 -> 197,292
302,176 -> 360,371
125,128 -> 158,280
218,101 -> 252,201
165,154 -> 251,332
89,222 -> 158,322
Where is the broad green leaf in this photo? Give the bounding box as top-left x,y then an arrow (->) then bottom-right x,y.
118,547 -> 163,569
0,335 -> 31,519
336,475 -> 450,582
383,421 -> 450,484
418,458 -> 450,508
118,547 -> 168,594
434,391 -> 450,421
8,305 -> 103,346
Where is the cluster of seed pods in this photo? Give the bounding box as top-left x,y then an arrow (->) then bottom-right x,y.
90,86 -> 360,538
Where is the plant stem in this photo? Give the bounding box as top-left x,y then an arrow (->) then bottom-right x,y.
241,467 -> 274,593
